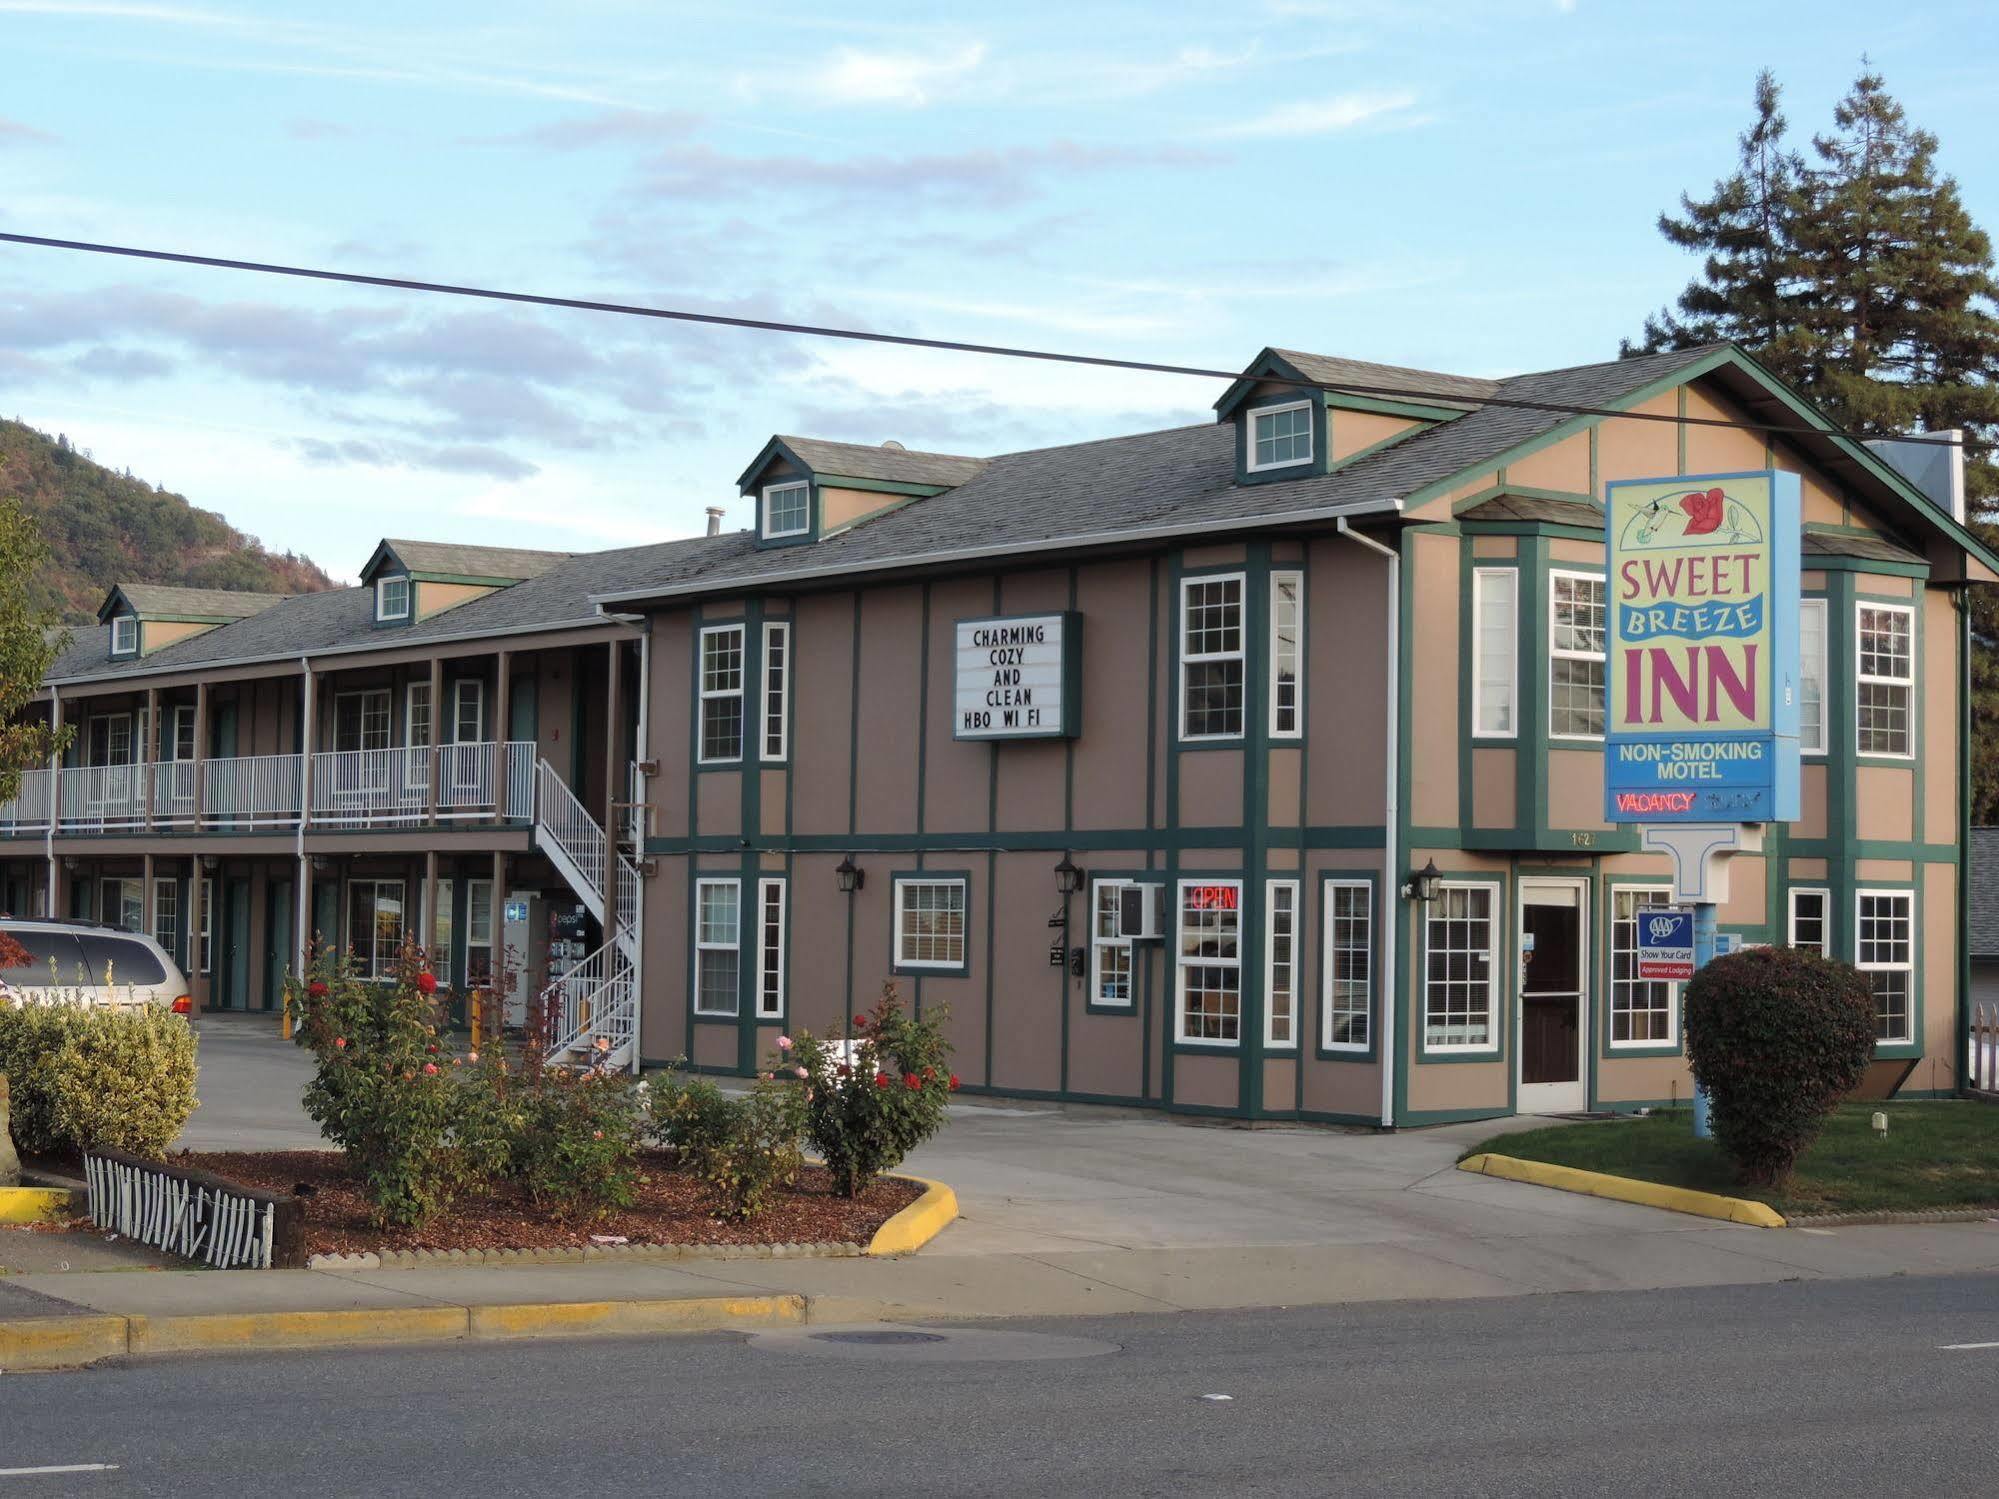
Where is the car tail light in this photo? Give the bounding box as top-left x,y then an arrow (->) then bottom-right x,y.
171,995 -> 192,1015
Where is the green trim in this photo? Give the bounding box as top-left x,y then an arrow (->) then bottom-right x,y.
1321,420 -> 1430,477
1412,871 -> 1510,1065
813,474 -> 950,499
1803,553 -> 1931,578
1314,868 -> 1382,1062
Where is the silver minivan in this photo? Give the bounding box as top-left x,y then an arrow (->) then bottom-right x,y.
0,918 -> 192,1013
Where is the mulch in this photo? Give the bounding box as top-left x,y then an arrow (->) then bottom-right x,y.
173,1149 -> 922,1258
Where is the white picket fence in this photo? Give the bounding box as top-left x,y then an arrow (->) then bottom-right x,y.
84,1152 -> 295,1269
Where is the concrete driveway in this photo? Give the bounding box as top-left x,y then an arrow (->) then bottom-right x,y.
174,1015 -> 1999,1313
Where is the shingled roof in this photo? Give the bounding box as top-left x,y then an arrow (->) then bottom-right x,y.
1970,828 -> 1999,959
100,584 -> 288,622
1267,348 -> 1503,406
743,436 -> 988,491
374,540 -> 571,582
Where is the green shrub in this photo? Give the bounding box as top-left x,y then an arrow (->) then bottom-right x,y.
644,1066 -> 736,1157
287,942 -> 489,1227
1683,945 -> 1878,1187
789,982 -> 955,1198
685,1077 -> 808,1220
0,998 -> 197,1159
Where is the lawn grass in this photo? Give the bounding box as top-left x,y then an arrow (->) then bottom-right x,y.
1466,1101 -> 1999,1217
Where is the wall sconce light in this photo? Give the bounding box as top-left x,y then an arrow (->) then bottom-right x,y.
835,854 -> 865,894
1053,852 -> 1083,896
1401,858 -> 1442,903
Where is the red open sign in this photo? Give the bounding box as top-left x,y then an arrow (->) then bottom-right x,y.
1185,885 -> 1239,911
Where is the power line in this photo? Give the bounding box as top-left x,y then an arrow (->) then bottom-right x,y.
0,228 -> 1968,450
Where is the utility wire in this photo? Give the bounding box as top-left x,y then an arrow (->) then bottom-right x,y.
0,229 -> 1968,450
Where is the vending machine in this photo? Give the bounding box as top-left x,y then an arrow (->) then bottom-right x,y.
500,893 -> 547,1026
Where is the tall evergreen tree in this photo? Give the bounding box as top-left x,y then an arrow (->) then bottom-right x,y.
0,499 -> 71,805
1626,70 -> 1805,357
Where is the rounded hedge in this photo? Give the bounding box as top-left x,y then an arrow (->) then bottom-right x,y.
1682,945 -> 1876,1188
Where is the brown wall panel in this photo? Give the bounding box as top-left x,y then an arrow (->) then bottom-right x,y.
988,852 -> 1062,1094
923,578 -> 996,835
1071,559 -> 1152,833
853,587 -> 924,835
790,592 -> 856,839
1171,1051 -> 1239,1110
1178,750 -> 1243,827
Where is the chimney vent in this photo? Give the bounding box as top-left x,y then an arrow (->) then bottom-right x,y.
881,439 -> 906,451
705,506 -> 725,537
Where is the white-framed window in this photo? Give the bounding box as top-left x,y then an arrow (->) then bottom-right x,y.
1798,598 -> 1827,754
1175,878 -> 1241,1045
1264,879 -> 1298,1048
375,575 -> 411,622
334,690 -> 391,753
1609,885 -> 1679,1048
694,878 -> 741,1015
199,875 -> 214,976
1322,879 -> 1373,1052
1089,878 -> 1135,1008
110,614 -> 138,655
1424,883 -> 1497,1052
88,712 -> 133,768
1855,890 -> 1914,1043
452,678 -> 483,743
698,624 -> 746,763
1472,567 -> 1518,738
100,877 -> 143,932
167,704 -> 197,762
763,481 -> 811,539
894,877 -> 968,972
1180,573 -> 1245,741
761,620 -> 790,761
152,878 -> 180,965
405,682 -> 432,749
1247,401 -> 1313,472
346,878 -> 403,982
756,877 -> 786,1019
431,877 -> 455,980
1856,603 -> 1914,758
466,877 -> 494,987
1548,571 -> 1606,739
1788,887 -> 1829,954
1269,570 -> 1303,738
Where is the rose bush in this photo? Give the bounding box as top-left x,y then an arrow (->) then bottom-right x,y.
788,983 -> 954,1197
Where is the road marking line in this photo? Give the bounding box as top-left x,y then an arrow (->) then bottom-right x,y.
0,1465 -> 120,1477
1938,1342 -> 1999,1351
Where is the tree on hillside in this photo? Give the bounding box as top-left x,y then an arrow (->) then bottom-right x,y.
1631,67 -> 1999,817
0,499 -> 72,805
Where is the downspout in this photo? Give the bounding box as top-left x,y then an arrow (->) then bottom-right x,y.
295,655 -> 314,980
44,685 -> 59,916
631,621 -> 650,1074
1337,517 -> 1400,1130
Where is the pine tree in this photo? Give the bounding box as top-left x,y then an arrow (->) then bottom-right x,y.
1626,70 -> 1805,357
0,499 -> 72,804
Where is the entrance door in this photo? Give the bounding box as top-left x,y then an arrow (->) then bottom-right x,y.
216,877 -> 253,1011
265,879 -> 293,1012
1517,881 -> 1587,1113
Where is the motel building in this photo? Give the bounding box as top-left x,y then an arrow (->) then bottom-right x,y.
3,340 -> 1990,1124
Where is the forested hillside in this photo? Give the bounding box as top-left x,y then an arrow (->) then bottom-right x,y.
0,417 -> 332,622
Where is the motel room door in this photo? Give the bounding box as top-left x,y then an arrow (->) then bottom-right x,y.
1517,880 -> 1587,1114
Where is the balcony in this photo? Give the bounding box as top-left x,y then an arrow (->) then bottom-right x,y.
0,742 -> 537,837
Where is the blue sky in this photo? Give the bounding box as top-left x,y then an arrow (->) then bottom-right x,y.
2,1 -> 1995,579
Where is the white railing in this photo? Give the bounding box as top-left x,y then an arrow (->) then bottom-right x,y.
0,768 -> 53,834
436,741 -> 539,820
535,759 -> 607,904
1974,1003 -> 1998,1096
504,741 -> 536,821
310,747 -> 429,825
547,935 -> 638,1069
202,753 -> 303,829
151,760 -> 198,828
58,763 -> 147,831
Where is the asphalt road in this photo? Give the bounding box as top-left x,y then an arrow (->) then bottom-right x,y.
4,1274 -> 1997,1497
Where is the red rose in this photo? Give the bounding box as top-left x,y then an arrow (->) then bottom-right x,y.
307,981 -> 329,999
836,1064 -> 851,1077
426,1044 -> 438,1054
853,1015 -> 868,1029
874,1073 -> 890,1089
903,1072 -> 920,1090
415,971 -> 438,995
333,1037 -> 346,1049
948,1074 -> 960,1092
1680,486 -> 1726,536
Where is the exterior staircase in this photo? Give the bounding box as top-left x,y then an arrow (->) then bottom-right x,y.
530,759 -> 643,1071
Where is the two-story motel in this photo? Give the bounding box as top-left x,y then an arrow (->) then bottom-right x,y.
5,340 -> 1989,1123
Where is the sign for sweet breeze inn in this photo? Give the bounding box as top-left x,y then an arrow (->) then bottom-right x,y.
1603,470 -> 1801,824
954,612 -> 1082,740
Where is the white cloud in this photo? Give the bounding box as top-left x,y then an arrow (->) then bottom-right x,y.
1208,89 -> 1423,138
813,41 -> 987,106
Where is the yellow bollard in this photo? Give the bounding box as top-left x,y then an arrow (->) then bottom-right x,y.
280,990 -> 293,1041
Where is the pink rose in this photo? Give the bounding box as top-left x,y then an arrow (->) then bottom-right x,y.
777,1035 -> 793,1050
423,1062 -> 438,1075
794,1065 -> 808,1079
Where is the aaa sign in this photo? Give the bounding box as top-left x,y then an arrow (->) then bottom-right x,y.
1603,469 -> 1800,824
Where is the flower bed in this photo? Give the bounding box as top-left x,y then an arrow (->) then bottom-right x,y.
176,1149 -> 920,1258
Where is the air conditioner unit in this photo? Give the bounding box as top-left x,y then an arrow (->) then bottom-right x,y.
1116,882 -> 1166,942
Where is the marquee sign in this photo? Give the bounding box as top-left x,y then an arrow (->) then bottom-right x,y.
1604,469 -> 1800,824
953,612 -> 1081,740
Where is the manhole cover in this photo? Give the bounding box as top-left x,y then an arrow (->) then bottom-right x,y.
811,1330 -> 949,1346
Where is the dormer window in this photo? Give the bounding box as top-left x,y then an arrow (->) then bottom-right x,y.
763,481 -> 810,540
376,575 -> 411,623
1248,402 -> 1313,472
110,615 -> 138,656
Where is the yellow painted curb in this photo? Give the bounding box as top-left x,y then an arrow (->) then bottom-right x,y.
1459,1152 -> 1787,1228
469,1294 -> 805,1338
0,1315 -> 129,1371
0,1186 -> 77,1225
128,1306 -> 471,1357
867,1175 -> 959,1256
